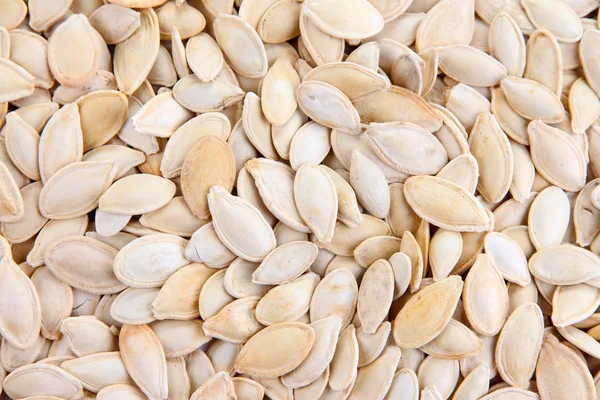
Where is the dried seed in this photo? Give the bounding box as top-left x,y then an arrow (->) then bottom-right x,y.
521,0 -> 583,43
119,324 -> 168,400
415,0 -> 475,52
4,363 -> 83,400
393,276 -> 463,348
495,302 -> 544,388
524,29 -> 563,96
488,12 -> 526,77
234,322 -> 315,378
114,8 -> 160,95
500,76 -> 565,123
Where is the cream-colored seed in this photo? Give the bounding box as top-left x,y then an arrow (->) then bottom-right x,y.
0,2 -> 598,399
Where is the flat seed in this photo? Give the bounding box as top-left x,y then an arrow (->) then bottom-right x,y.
444,83 -> 490,131
39,161 -> 117,220
45,236 -> 125,295
581,29 -> 600,99
4,112 -> 40,181
38,103 -> 83,184
60,316 -> 118,357
320,165 -> 362,228
234,322 -> 315,378
186,33 -> 223,82
521,0 -> 583,43
437,45 -> 506,87
552,284 -> 600,327
255,272 -> 319,325
132,91 -> 193,138
202,296 -> 263,344
415,0 -> 475,52
47,14 -> 100,87
185,222 -> 236,268
365,121 -> 448,175
536,335 -> 596,400
297,80 -> 361,134
119,324 -> 168,400
393,276 -> 463,348
111,287 -> 160,325
570,77 -> 600,134
302,0 -> 384,39
488,12 -> 526,77
113,234 -> 189,288
357,260 -> 394,334
99,174 -> 175,216
484,232 -> 531,286
416,356 -> 460,399
495,302 -> 544,388
289,122 -> 331,170
89,4 -> 141,45
253,241 -> 318,284
524,29 -> 563,96
353,85 -> 443,132
173,74 -> 245,113
114,8 -> 160,95
574,179 -> 600,247
208,185 -> 277,262
61,351 -> 132,393
151,263 -> 216,320
76,90 -> 128,152
318,214 -> 390,256
246,158 -> 310,233
469,112 -> 513,203
190,371 -> 236,400
294,163 -> 338,242
282,315 -> 342,388
500,76 -> 565,123
356,321 -> 391,367
261,57 -> 300,126
243,93 -> 278,159
350,150 -> 390,219
214,14 -> 268,79
2,181 -> 47,244
347,345 -> 401,400
403,175 -> 490,232
3,363 -> 83,400
528,186 -> 570,250
0,257 -> 41,349
528,120 -> 587,192
9,29 -> 53,90
302,61 -> 389,102
298,14 -> 344,66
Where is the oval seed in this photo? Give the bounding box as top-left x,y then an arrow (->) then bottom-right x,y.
536,335 -> 596,400
294,163 -> 338,242
111,288 -> 160,325
45,236 -> 125,295
252,241 -> 318,285
529,245 -> 600,285
524,29 -> 563,96
297,81 -> 361,134
114,8 -> 160,95
357,260 -> 394,334
552,284 -> 600,327
76,90 -> 128,151
403,175 -> 490,232
484,232 -> 531,286
393,276 -> 463,348
246,158 -> 310,232
289,122 -> 331,170
282,315 -> 342,388
255,272 -> 320,325
415,0 -> 475,52
463,254 -> 509,336
469,112 -> 513,203
365,121 -> 448,175
437,45 -> 506,87
495,302 -> 544,388
234,322 -> 315,378
500,76 -> 565,123
99,174 -> 176,216
173,74 -> 245,113
528,120 -> 587,192
528,186 -> 570,250
47,14 -> 100,87
488,12 -> 526,77
0,58 -> 35,103
356,321 -> 391,367
89,4 -> 141,45
119,324 -> 168,400
3,363 -> 83,400
521,0 -> 583,42
350,150 -> 390,219
0,257 -> 41,350
213,13 -> 268,79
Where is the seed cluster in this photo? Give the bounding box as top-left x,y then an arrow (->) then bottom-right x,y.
0,0 -> 599,399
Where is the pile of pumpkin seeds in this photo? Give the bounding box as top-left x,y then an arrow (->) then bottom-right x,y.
1,0 -> 600,399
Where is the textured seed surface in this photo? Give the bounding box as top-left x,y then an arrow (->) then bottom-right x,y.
0,2 -> 598,399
